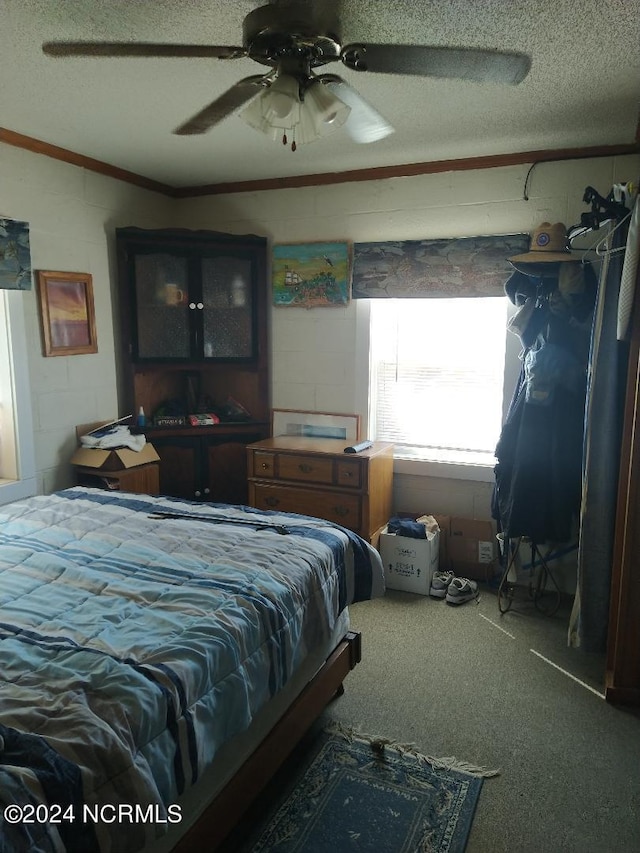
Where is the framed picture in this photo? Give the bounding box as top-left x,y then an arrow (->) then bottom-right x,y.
37,271 -> 98,356
272,241 -> 351,307
0,218 -> 32,290
272,409 -> 361,442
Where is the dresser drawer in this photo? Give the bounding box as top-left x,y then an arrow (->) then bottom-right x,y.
253,451 -> 275,477
252,484 -> 362,529
336,460 -> 362,488
277,453 -> 334,485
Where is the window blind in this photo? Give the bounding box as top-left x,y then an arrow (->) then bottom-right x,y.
370,298 -> 509,464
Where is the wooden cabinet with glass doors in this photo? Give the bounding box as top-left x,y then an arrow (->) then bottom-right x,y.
115,226 -> 269,504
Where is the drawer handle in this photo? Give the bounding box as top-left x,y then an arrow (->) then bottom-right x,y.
264,496 -> 280,507
334,505 -> 349,517
261,462 -> 270,470
343,471 -> 353,477
298,463 -> 313,473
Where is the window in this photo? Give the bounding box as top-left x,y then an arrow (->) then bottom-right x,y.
369,297 -> 514,467
0,290 -> 36,504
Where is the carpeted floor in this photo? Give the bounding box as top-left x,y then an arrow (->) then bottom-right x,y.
230,725 -> 487,852
321,586 -> 640,853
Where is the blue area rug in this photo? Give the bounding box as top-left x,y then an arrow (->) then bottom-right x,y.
238,726 -> 494,852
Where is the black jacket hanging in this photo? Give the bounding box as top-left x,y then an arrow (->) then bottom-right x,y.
492,262 -> 596,544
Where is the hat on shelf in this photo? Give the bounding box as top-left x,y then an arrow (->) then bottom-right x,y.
508,221 -> 578,264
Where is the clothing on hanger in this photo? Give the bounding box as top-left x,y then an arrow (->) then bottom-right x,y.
567,183 -> 635,248
493,257 -> 597,544
617,195 -> 640,340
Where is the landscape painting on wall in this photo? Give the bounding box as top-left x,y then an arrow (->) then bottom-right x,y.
272,241 -> 351,307
37,270 -> 98,356
351,233 -> 529,298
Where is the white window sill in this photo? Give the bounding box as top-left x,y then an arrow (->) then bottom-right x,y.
393,455 -> 496,483
0,478 -> 37,506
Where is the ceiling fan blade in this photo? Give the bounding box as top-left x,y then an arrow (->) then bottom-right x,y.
174,75 -> 269,135
341,43 -> 531,86
319,74 -> 394,144
42,42 -> 246,59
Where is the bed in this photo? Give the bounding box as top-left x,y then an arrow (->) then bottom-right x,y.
0,487 -> 385,853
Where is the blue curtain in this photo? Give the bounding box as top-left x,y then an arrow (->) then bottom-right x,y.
569,220 -> 630,652
0,218 -> 32,290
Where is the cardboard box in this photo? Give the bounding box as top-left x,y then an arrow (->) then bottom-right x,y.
448,517 -> 496,581
433,514 -> 451,570
71,421 -> 160,471
379,525 -> 440,595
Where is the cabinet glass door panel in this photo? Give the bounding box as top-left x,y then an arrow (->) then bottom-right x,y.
201,256 -> 253,358
134,254 -> 190,359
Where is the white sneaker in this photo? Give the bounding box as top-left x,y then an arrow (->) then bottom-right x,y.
445,577 -> 479,605
429,570 -> 455,598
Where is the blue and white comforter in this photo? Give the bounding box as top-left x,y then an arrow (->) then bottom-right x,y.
0,488 -> 385,852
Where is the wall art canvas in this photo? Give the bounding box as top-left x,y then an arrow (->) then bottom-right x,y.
272,241 -> 351,307
352,233 -> 529,298
0,218 -> 32,290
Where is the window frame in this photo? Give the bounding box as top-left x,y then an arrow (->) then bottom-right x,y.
356,298 -> 521,482
0,289 -> 36,505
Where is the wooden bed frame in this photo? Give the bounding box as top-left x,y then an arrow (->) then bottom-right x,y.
172,630 -> 362,851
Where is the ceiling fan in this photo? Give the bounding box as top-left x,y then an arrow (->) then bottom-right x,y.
42,2 -> 531,149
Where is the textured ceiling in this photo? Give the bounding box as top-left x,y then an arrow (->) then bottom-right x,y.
2,0 -> 639,189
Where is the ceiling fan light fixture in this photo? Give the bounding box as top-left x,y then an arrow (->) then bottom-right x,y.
239,96 -> 273,136
240,73 -> 351,148
263,73 -> 301,122
304,80 -> 351,134
241,72 -> 301,130
325,79 -> 395,143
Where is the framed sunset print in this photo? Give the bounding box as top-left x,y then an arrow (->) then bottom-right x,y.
37,271 -> 98,356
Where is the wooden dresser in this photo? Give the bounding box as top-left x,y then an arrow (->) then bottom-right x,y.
246,437 -> 394,544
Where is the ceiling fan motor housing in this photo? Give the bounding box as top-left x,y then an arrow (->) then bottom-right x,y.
243,3 -> 342,69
